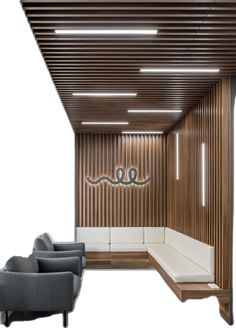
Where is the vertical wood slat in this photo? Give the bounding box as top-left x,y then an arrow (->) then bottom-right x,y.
75,134 -> 166,228
166,78 -> 232,289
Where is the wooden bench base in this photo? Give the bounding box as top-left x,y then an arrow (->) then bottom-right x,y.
85,252 -> 233,325
86,252 -> 152,269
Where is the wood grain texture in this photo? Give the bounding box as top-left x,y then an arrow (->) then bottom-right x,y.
21,0 -> 236,133
166,78 -> 232,291
85,252 -> 152,269
75,134 -> 166,227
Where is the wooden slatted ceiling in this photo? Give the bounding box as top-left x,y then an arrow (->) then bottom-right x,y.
22,0 -> 236,133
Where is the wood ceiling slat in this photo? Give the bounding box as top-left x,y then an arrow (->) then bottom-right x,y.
26,18 -> 236,23
25,1 -> 207,3
23,5 -> 234,9
35,35 -> 236,41
32,24 -> 236,29
45,61 -> 236,65
37,41 -> 236,47
27,14 -> 236,18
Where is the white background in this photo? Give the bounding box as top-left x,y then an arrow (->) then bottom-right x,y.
0,1 -> 235,327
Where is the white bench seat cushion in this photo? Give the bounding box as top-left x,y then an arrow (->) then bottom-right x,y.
85,243 -> 110,252
110,243 -> 147,252
146,244 -> 214,283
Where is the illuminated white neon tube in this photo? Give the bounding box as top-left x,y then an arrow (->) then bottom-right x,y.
201,143 -> 206,207
176,132 -> 179,180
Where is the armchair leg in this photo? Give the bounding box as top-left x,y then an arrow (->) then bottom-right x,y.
5,311 -> 9,327
63,311 -> 68,327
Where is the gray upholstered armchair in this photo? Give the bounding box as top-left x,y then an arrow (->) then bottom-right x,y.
0,254 -> 81,327
33,233 -> 86,276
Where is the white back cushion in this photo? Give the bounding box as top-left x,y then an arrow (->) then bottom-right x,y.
110,227 -> 144,244
165,228 -> 214,275
76,227 -> 110,244
144,227 -> 165,243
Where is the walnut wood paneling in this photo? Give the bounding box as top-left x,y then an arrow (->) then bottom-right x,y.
21,0 -> 236,133
166,78 -> 232,292
85,252 -> 152,269
75,134 -> 166,227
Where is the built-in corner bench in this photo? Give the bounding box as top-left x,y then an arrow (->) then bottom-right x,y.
76,227 -> 232,324
76,227 -> 214,283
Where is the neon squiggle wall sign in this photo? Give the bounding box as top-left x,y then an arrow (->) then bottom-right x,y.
86,167 -> 151,186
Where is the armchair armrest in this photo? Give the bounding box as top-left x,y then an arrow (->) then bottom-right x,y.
0,271 -> 74,312
54,242 -> 85,256
37,257 -> 81,276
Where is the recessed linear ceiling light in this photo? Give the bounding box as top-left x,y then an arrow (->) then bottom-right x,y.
82,122 -> 129,125
140,68 -> 220,73
122,131 -> 163,135
73,92 -> 137,97
128,109 -> 182,113
55,29 -> 158,35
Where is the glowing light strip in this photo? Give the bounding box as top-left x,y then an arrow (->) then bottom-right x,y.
73,92 -> 137,97
55,29 -> 158,35
176,132 -> 179,181
128,109 -> 182,113
122,131 -> 163,134
82,122 -> 129,125
140,68 -> 220,73
201,143 -> 206,207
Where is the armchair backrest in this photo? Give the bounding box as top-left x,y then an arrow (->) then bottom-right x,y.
5,254 -> 39,273
33,233 -> 54,251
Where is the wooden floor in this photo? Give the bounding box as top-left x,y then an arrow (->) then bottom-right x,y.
85,252 -> 233,325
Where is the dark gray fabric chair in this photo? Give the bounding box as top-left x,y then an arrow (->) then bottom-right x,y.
0,254 -> 81,327
33,233 -> 86,276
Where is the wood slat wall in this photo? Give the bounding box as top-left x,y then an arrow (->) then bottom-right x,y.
75,134 -> 166,227
166,78 -> 232,289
